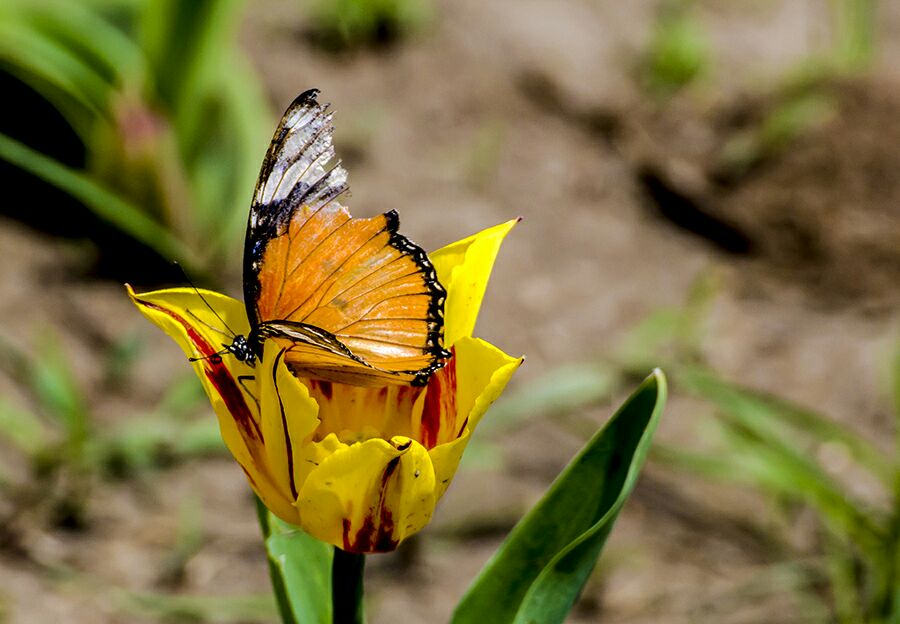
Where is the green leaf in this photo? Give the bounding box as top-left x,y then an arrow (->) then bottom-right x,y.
453,369 -> 667,624
257,501 -> 333,624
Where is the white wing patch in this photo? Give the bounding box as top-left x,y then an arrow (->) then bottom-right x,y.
250,89 -> 349,226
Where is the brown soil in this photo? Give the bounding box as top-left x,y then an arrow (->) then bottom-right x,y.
2,1 -> 899,623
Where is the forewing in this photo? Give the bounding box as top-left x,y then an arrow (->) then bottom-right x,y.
243,90 -> 447,385
244,89 -> 350,328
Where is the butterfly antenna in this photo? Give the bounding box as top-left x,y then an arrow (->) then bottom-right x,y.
187,310 -> 232,338
173,261 -> 239,337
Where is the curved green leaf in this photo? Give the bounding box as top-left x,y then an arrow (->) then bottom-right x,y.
452,369 -> 667,624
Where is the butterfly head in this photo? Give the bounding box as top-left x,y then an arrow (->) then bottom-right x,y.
188,333 -> 256,366
226,334 -> 256,365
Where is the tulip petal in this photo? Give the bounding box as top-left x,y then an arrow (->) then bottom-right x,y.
428,337 -> 523,500
127,286 -> 258,452
127,286 -> 295,521
430,219 -> 519,346
296,435 -> 436,553
453,336 -> 523,431
427,428 -> 472,502
257,341 -> 321,511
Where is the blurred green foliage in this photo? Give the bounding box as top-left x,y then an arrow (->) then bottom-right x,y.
717,88 -> 838,181
639,0 -> 877,183
638,296 -> 900,621
0,0 -> 269,276
0,331 -> 224,529
117,591 -> 277,623
303,0 -> 432,52
831,0 -> 877,73
639,1 -> 710,97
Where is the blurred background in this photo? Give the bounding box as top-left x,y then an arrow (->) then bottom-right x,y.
1,0 -> 899,622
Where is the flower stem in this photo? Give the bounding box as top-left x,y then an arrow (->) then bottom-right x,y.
332,548 -> 366,624
255,498 -> 298,624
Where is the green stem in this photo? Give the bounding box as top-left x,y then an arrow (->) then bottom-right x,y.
255,498 -> 298,624
332,548 -> 366,624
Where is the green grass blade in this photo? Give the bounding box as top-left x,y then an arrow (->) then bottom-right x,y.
16,1 -> 145,86
201,55 -> 269,255
0,17 -> 113,121
715,415 -> 886,565
29,333 -> 91,464
824,532 -> 867,624
0,132 -> 196,269
139,0 -> 264,267
140,0 -> 243,109
680,367 -> 893,487
453,370 -> 666,624
830,0 -> 876,72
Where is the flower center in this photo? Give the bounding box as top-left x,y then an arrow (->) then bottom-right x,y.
304,379 -> 427,444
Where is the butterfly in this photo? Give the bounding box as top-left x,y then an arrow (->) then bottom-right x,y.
212,89 -> 450,387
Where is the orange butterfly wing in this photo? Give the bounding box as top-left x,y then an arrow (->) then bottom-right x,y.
243,90 -> 448,386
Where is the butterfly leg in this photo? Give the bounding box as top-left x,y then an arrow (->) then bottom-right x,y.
237,375 -> 260,411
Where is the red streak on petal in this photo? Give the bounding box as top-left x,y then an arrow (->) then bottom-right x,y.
341,456 -> 401,553
205,366 -> 263,443
420,348 -> 457,449
342,518 -> 353,550
134,298 -> 262,444
309,379 -> 333,400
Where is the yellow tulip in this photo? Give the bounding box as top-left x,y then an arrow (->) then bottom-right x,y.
128,220 -> 522,553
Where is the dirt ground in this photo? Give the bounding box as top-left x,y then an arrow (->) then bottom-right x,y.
1,0 -> 900,622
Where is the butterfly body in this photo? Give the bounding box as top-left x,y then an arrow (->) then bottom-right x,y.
225,333 -> 256,364
227,89 -> 449,387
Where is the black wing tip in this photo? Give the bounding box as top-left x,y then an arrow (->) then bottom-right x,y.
383,209 -> 400,230
293,88 -> 321,108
